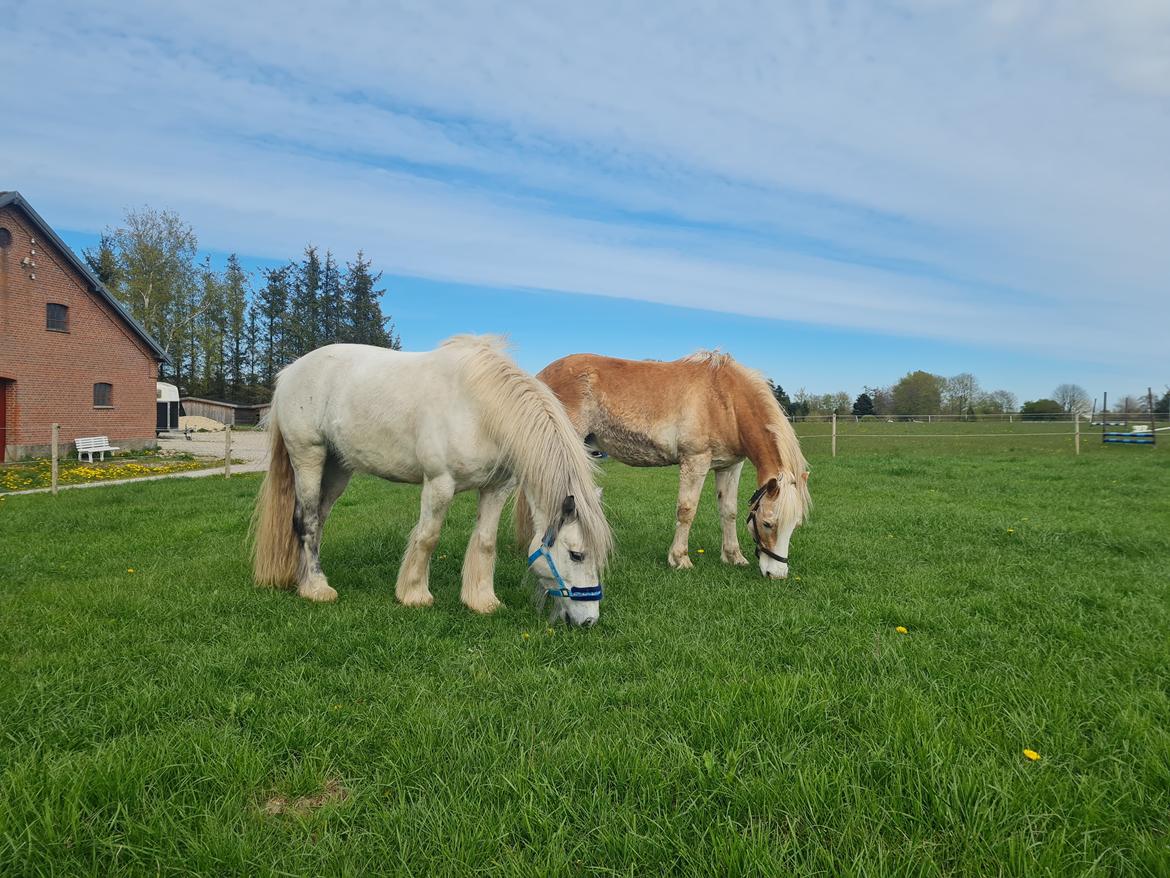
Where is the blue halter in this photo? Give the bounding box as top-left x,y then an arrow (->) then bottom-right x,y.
527,539 -> 603,602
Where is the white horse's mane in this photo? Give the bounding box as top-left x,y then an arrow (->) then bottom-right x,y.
444,335 -> 613,568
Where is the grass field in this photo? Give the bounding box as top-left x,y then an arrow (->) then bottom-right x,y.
2,438 -> 1168,875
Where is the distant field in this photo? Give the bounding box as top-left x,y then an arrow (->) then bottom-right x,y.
1,442 -> 1168,875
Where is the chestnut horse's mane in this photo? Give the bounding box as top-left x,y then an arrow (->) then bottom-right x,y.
678,349 -> 811,519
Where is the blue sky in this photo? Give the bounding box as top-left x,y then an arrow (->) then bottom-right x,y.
5,1 -> 1169,403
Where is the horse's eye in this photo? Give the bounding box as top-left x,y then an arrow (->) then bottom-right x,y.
762,521 -> 774,530
569,550 -> 585,563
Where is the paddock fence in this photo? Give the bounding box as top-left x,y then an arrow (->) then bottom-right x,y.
787,411 -> 1167,457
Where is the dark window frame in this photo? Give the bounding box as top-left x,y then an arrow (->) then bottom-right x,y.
46,302 -> 70,332
0,227 -> 11,248
93,382 -> 113,408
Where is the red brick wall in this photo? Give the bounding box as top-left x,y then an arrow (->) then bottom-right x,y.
0,205 -> 161,460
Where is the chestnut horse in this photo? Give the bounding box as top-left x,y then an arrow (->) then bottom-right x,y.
519,352 -> 809,578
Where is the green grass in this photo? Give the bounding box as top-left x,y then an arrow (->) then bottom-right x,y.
1,440 -> 1168,875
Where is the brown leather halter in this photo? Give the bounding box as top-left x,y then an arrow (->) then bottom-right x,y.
746,483 -> 789,564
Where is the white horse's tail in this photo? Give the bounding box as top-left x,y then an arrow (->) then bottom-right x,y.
251,406 -> 299,587
450,337 -> 612,569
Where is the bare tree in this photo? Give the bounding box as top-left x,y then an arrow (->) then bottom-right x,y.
981,389 -> 1018,414
943,373 -> 981,418
1053,383 -> 1091,414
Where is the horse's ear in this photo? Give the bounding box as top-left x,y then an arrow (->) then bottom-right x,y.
542,523 -> 557,547
561,495 -> 577,519
766,477 -> 780,497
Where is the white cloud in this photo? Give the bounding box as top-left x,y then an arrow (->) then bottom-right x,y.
0,0 -> 1166,357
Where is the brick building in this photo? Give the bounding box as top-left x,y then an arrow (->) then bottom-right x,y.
0,192 -> 170,461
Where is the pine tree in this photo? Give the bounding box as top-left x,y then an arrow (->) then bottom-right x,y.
289,246 -> 322,358
222,254 -> 248,399
343,251 -> 399,348
768,380 -> 792,412
258,266 -> 291,386
83,233 -> 121,288
852,392 -> 875,417
195,258 -> 226,397
243,303 -> 262,400
320,250 -> 344,344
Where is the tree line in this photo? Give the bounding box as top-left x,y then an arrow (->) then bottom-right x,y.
768,373 -> 1170,420
83,207 -> 400,403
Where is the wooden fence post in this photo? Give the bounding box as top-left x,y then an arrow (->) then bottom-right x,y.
831,413 -> 838,458
51,423 -> 59,495
1074,413 -> 1080,456
224,425 -> 232,478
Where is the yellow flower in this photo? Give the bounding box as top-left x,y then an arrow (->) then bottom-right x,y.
794,575 -> 802,581
546,627 -> 555,636
697,548 -> 705,554
521,632 -> 529,640
1023,749 -> 1041,761
127,568 -> 135,574
1007,528 -> 1015,534
895,626 -> 908,635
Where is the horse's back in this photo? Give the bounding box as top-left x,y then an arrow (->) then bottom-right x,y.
538,353 -> 738,465
273,344 -> 486,483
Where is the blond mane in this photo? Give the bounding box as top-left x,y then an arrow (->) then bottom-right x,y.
682,350 -> 811,523
445,336 -> 613,569
678,350 -> 734,369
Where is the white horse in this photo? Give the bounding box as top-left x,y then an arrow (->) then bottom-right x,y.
252,336 -> 612,626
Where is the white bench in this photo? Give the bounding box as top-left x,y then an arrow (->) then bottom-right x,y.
76,436 -> 120,462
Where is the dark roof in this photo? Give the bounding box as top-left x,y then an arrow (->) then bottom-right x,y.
0,191 -> 171,364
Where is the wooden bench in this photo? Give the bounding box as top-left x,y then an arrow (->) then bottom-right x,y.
76,436 -> 120,462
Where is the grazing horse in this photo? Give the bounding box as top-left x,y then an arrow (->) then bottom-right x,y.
520,352 -> 809,578
252,336 -> 612,626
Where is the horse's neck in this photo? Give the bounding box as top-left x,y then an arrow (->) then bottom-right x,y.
736,413 -> 783,485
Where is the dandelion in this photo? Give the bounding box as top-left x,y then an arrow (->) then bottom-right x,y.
697,548 -> 705,554
1023,749 -> 1041,761
895,626 -> 908,635
127,568 -> 136,574
1007,528 -> 1015,534
794,575 -> 802,581
521,632 -> 529,640
546,627 -> 555,636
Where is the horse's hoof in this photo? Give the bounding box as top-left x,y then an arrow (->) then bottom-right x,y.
668,554 -> 693,570
298,583 -> 338,603
466,596 -> 502,615
399,591 -> 434,608
723,552 -> 750,566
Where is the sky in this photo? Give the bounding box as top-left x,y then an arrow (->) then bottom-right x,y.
3,0 -> 1168,403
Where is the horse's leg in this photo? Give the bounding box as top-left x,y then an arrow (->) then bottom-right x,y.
715,461 -> 750,566
395,473 -> 455,608
461,483 -> 510,614
318,454 -> 353,529
667,452 -> 712,569
289,444 -> 336,602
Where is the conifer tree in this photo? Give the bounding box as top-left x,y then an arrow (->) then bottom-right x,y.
343,251 -> 399,348
258,266 -> 291,386
223,254 -> 248,398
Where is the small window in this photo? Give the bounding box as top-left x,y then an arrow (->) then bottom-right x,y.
0,228 -> 11,248
46,303 -> 69,332
93,382 -> 113,407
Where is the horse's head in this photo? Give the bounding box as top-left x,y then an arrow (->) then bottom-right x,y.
527,495 -> 603,627
747,472 -> 810,579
